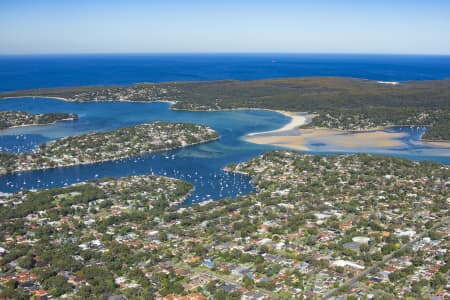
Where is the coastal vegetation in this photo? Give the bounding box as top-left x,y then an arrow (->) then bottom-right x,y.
0,111 -> 78,130
0,122 -> 219,174
0,77 -> 449,299
304,108 -> 450,141
422,117 -> 450,141
2,77 -> 449,140
0,152 -> 448,299
303,108 -> 443,130
0,175 -> 194,299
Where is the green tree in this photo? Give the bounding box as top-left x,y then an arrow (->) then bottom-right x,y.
242,275 -> 254,289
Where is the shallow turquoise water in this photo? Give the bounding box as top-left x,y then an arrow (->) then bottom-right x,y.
0,98 -> 449,203
0,98 -> 287,203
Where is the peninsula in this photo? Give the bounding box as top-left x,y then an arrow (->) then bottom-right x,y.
0,111 -> 78,130
0,122 -> 219,174
1,77 -> 449,141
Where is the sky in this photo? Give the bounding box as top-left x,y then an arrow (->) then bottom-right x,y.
0,0 -> 449,55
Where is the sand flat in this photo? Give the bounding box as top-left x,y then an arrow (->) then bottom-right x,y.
303,128 -> 407,148
420,140 -> 450,148
245,134 -> 310,151
244,111 -> 409,150
246,111 -> 310,136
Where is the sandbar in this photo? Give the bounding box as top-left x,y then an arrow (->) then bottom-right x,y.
247,111 -> 310,136
244,111 -> 408,150
419,140 -> 450,148
299,128 -> 407,148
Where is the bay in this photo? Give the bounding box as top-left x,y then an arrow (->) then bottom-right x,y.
1,53 -> 450,203
0,98 -> 449,204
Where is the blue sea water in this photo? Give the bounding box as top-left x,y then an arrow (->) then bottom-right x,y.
0,54 -> 449,203
0,99 -> 287,203
0,98 -> 449,203
1,54 -> 450,92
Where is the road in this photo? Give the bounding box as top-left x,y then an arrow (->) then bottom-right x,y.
178,262 -> 283,299
323,216 -> 449,299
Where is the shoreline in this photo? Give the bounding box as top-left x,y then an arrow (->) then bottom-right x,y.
2,96 -> 449,147
1,96 -> 71,102
5,117 -> 78,130
243,111 -> 450,151
420,139 -> 450,148
1,136 -> 220,176
242,111 -> 413,151
421,138 -> 450,144
246,111 -> 312,137
242,111 -> 312,151
0,95 -> 177,105
244,126 -> 409,151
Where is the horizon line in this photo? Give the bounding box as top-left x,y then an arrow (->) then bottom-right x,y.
1,51 -> 450,57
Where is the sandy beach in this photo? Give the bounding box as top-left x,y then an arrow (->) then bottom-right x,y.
247,111 -> 310,136
244,111 -> 311,151
244,111 -> 409,151
297,128 -> 407,148
419,140 -> 450,148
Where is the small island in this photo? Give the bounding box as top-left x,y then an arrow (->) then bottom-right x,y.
0,111 -> 78,130
0,122 -> 219,174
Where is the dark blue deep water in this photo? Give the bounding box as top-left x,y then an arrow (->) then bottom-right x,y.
0,54 -> 449,203
1,54 -> 450,92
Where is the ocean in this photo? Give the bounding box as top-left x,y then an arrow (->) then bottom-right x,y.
1,54 -> 449,203
1,53 -> 450,92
